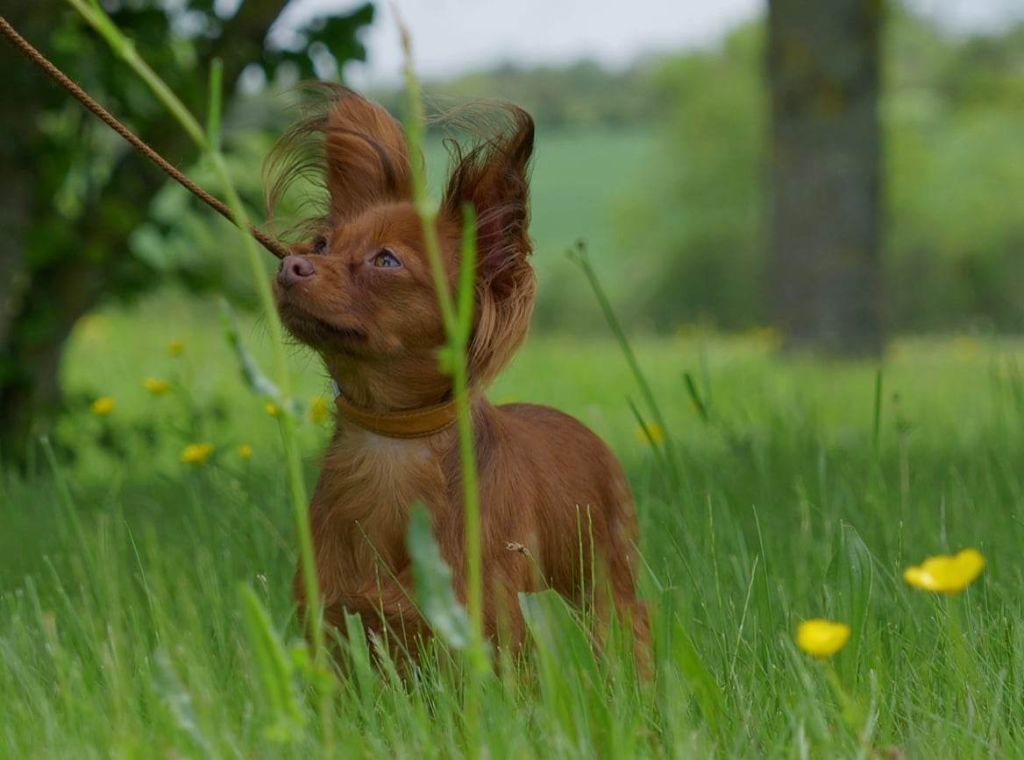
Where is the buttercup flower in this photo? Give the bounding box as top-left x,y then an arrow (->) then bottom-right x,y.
635,422 -> 665,445
904,548 -> 985,594
90,397 -> 115,416
796,619 -> 851,658
143,377 -> 171,396
308,396 -> 330,424
238,443 -> 253,460
181,443 -> 215,465
168,339 -> 185,357
264,401 -> 280,417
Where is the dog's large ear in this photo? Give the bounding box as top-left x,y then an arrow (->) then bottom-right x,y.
266,86 -> 412,229
323,89 -> 412,221
442,106 -> 536,386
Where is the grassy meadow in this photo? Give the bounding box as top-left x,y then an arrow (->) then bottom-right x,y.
2,287 -> 1023,757
4,92 -> 1024,758
7,3 -> 1024,754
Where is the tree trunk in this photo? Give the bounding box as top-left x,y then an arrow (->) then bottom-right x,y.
0,0 -> 373,463
767,0 -> 884,354
0,258 -> 106,460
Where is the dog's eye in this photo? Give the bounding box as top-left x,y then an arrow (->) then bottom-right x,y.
372,249 -> 402,269
311,235 -> 328,255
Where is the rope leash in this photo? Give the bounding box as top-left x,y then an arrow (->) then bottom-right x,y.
0,16 -> 290,260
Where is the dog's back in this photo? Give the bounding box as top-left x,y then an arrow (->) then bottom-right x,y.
475,401 -> 648,645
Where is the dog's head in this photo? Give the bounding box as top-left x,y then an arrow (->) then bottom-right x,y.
267,87 -> 535,402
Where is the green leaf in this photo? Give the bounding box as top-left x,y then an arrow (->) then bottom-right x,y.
238,585 -> 306,742
407,503 -> 471,650
343,613 -> 378,718
218,298 -> 281,401
661,598 -> 727,738
519,589 -> 596,672
153,649 -> 216,758
519,590 -> 610,752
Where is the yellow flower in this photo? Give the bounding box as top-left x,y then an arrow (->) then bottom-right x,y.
143,377 -> 171,396
903,548 -> 985,594
796,619 -> 851,658
308,396 -> 330,424
635,422 -> 665,445
168,339 -> 185,357
238,443 -> 253,460
181,443 -> 215,465
264,401 -> 280,417
90,397 -> 115,416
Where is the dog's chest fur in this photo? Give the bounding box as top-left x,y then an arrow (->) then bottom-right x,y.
309,428 -> 449,601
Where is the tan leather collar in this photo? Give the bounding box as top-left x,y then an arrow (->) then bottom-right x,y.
334,392 -> 457,439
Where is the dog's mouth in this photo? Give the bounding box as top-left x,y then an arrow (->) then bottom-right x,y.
277,301 -> 368,350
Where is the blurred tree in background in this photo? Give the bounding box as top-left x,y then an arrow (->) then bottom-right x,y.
614,8 -> 1024,337
611,26 -> 765,333
886,18 -> 1024,332
0,0 -> 371,460
767,0 -> 884,355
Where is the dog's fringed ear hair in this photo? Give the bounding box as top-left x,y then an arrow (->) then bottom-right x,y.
265,86 -> 412,231
322,88 -> 413,222
442,106 -> 536,386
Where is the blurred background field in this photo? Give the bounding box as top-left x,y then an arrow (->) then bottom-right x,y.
4,0 -> 1024,755
38,292 -> 1024,490
53,295 -> 1024,465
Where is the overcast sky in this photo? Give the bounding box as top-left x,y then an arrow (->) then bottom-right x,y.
272,0 -> 1024,88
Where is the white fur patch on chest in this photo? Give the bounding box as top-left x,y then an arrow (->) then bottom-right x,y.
319,428 -> 445,527
312,429 -> 449,593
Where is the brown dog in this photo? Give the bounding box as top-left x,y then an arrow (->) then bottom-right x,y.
269,87 -> 647,657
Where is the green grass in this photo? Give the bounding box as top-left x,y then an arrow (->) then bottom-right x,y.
3,294 -> 1024,758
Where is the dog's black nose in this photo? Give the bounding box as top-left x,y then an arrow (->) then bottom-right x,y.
277,255 -> 315,288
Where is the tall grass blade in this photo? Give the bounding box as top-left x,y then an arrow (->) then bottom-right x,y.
627,397 -> 671,480
39,436 -> 84,542
568,240 -> 682,492
395,15 -> 490,719
824,524 -> 874,681
683,371 -> 711,424
872,369 -> 883,452
205,58 -> 223,151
